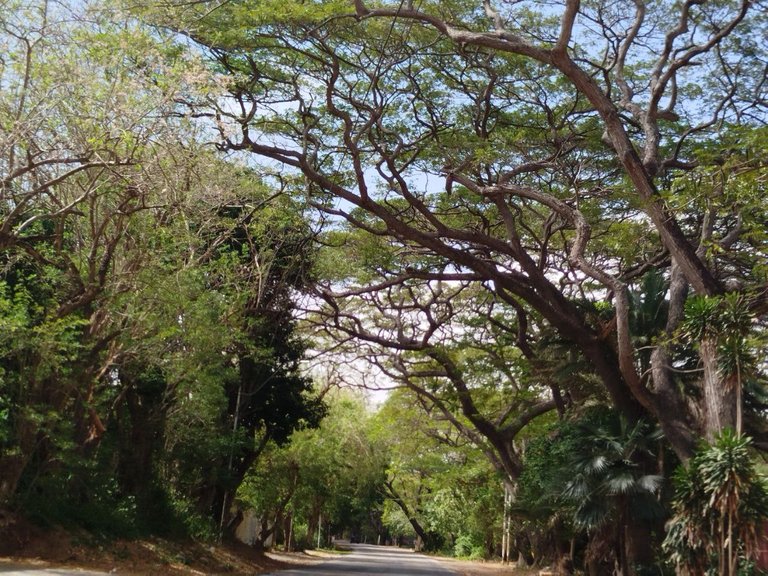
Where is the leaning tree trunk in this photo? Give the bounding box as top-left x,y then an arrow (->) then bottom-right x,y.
384,481 -> 433,551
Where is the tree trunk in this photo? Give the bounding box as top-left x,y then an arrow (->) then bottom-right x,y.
408,518 -> 432,551
306,504 -> 320,548
0,454 -> 28,504
285,512 -> 293,551
502,483 -> 512,563
0,410 -> 45,503
700,337 -> 737,441
384,481 -> 433,551
116,382 -> 164,502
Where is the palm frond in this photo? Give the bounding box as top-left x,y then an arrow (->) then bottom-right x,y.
606,471 -> 637,495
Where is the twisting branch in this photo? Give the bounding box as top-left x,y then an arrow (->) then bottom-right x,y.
455,174 -> 657,413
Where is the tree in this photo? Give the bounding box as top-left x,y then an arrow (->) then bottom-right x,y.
374,391 -> 452,551
0,1 -> 325,538
104,162 -> 326,533
514,407 -> 671,575
0,0 -> 213,506
370,388 -> 505,553
163,0 -> 768,463
236,390 -> 386,549
306,256 -> 559,488
560,411 -> 665,575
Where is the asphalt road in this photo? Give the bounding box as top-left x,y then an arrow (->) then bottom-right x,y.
263,544 -> 457,576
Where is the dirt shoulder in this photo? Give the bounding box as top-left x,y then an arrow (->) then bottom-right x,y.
437,556 -> 540,576
0,535 -> 326,575
0,513 -> 326,575
1,514 -> 537,576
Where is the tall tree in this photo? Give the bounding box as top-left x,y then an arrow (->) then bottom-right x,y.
305,260 -> 560,487
0,1 -> 324,536
237,390 -> 385,549
370,388 -> 506,553
164,0 -> 768,460
103,162 -> 325,531
0,0 -> 212,504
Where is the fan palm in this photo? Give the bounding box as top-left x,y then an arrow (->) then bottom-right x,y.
562,411 -> 665,575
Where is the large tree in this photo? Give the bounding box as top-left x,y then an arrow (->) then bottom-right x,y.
371,388 -> 505,553
0,1 -> 325,535
107,167 -> 325,531
165,0 -> 767,462
0,0 -> 211,503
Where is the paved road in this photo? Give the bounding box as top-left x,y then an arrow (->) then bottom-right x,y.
264,544 -> 457,576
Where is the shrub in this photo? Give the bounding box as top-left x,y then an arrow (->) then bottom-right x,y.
663,431 -> 768,576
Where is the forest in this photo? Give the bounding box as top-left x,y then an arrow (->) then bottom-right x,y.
1,0 -> 767,574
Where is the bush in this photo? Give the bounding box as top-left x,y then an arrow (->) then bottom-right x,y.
454,533 -> 483,558
167,493 -> 218,540
663,431 -> 768,576
20,472 -> 140,539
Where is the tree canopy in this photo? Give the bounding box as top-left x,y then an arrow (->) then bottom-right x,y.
1,0 -> 767,573
0,0 -> 323,537
165,0 -> 768,464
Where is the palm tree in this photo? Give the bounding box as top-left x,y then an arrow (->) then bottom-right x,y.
562,410 -> 665,576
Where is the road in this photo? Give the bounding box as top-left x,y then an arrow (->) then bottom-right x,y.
264,543 -> 458,576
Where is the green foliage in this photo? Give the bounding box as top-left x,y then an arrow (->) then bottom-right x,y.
663,431 -> 768,576
1,0 -> 765,568
22,474 -> 141,539
680,293 -> 762,378
453,533 -> 485,559
516,408 -> 670,572
166,494 -> 219,541
681,294 -> 752,344
561,412 -> 664,530
371,389 -> 504,555
0,0 -> 323,541
515,422 -> 580,519
236,390 -> 385,548
17,437 -> 217,540
629,271 -> 669,346
516,407 -> 666,527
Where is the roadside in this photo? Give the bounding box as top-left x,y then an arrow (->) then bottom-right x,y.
0,514 -> 322,575
1,516 -> 537,576
0,537 -> 325,575
437,557 -> 539,576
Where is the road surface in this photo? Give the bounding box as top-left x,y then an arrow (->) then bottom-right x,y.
264,543 -> 458,576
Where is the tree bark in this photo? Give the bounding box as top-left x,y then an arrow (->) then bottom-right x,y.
700,337 -> 737,441
624,522 -> 654,576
